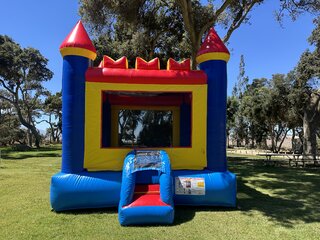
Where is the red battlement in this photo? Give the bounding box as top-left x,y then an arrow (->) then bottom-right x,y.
86,56 -> 207,85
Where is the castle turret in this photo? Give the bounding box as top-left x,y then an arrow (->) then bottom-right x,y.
59,21 -> 96,173
196,28 -> 230,172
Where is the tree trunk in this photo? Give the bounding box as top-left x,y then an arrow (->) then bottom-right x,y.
48,115 -> 55,143
32,128 -> 41,148
191,50 -> 197,70
227,132 -> 230,148
176,0 -> 198,70
250,124 -> 255,149
291,128 -> 296,152
28,130 -> 33,147
303,93 -> 320,160
13,103 -> 41,148
277,128 -> 289,153
270,126 -> 276,152
274,125 -> 284,152
251,138 -> 255,149
303,110 -> 318,160
236,138 -> 241,147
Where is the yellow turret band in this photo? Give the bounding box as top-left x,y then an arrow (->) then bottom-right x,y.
60,47 -> 97,60
196,52 -> 230,64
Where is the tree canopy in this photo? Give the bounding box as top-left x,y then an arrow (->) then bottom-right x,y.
227,17 -> 320,154
0,35 -> 53,147
41,91 -> 62,143
0,2 -> 319,151
79,0 -> 319,68
294,17 -> 320,157
79,0 -> 267,67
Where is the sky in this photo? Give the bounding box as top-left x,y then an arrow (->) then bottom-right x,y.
0,0 -> 316,130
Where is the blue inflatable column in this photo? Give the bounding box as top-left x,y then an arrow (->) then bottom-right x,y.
59,21 -> 97,173
179,102 -> 191,147
60,56 -> 89,173
196,28 -> 230,172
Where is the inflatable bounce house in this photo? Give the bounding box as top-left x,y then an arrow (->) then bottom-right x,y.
50,21 -> 236,225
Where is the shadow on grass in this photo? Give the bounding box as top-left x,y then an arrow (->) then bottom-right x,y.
50,155 -> 320,227
53,206 -> 197,226
173,205 -> 240,226
55,207 -> 118,215
228,156 -> 320,227
1,146 -> 62,160
2,152 -> 61,160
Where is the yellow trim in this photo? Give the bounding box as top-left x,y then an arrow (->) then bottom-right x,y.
110,105 -> 180,147
135,57 -> 160,70
84,82 -> 207,171
60,47 -> 97,60
196,52 -> 230,64
104,56 -> 128,69
167,58 -> 172,70
135,58 -> 138,69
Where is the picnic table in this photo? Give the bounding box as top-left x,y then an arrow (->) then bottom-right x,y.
257,153 -> 320,167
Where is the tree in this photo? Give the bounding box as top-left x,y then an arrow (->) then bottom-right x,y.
118,110 -> 142,145
293,18 -> 320,158
41,92 -> 62,143
175,0 -> 266,67
231,55 -> 250,147
80,0 -> 269,68
226,95 -> 239,147
267,74 -> 296,152
238,74 -> 303,152
0,98 -> 26,146
232,55 -> 249,98
79,1 -> 320,68
0,35 -> 53,148
81,1 -> 189,67
138,110 -> 173,147
240,78 -> 269,149
276,0 -> 320,22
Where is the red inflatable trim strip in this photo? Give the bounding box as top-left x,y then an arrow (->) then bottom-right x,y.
86,68 -> 207,85
107,95 -> 184,106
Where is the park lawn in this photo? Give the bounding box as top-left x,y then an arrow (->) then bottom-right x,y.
0,149 -> 319,240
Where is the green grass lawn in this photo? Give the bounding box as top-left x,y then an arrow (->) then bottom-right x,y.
0,148 -> 319,240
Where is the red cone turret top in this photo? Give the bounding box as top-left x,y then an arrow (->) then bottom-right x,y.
196,28 -> 230,64
60,20 -> 97,60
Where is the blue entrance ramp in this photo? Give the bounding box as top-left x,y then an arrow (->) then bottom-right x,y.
118,150 -> 174,225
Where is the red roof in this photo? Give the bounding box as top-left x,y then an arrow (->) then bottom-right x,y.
197,28 -> 229,56
106,95 -> 185,106
60,20 -> 96,53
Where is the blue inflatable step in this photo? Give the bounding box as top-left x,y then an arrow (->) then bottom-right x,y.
118,150 -> 174,225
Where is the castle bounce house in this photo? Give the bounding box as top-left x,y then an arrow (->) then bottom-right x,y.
50,21 -> 236,225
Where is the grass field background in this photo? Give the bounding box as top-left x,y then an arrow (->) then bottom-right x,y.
0,147 -> 319,240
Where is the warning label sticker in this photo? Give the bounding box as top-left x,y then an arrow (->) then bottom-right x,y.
175,177 -> 205,195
